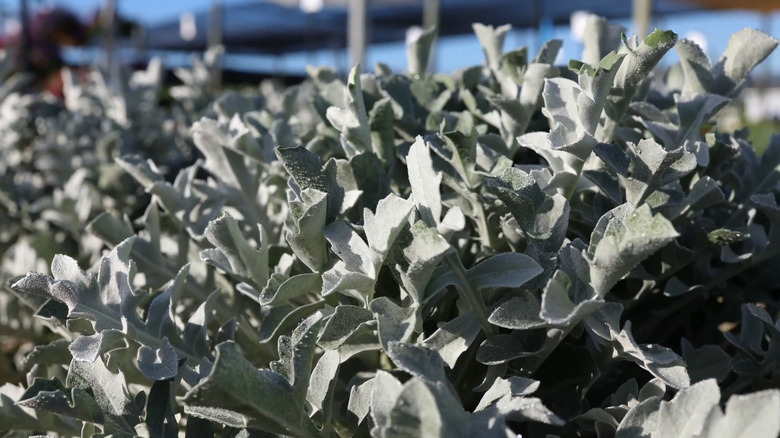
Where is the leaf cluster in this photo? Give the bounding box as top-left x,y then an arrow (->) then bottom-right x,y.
1,17 -> 779,438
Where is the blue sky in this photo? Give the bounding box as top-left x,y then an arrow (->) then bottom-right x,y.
1,0 -> 778,77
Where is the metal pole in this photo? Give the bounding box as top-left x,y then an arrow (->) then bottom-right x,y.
348,0 -> 367,68
632,0 -> 653,38
208,0 -> 223,91
19,0 -> 31,72
102,0 -> 116,70
531,0 -> 540,52
422,0 -> 439,72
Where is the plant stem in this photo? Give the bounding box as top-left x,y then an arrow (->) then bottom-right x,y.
521,326 -> 572,376
564,158 -> 586,202
468,195 -> 498,251
703,248 -> 780,290
444,253 -> 496,336
453,333 -> 483,391
721,376 -> 754,399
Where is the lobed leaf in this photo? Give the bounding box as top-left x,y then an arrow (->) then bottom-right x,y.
588,204 -> 679,295
183,342 -> 320,437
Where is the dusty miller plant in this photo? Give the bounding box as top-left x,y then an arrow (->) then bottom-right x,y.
2,15 -> 780,438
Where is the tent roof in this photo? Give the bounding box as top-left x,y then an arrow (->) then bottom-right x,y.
686,0 -> 778,13
143,0 -> 703,54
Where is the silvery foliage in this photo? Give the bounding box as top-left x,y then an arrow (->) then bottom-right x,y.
0,49 -> 220,404
2,15 -> 780,437
0,50 -> 204,281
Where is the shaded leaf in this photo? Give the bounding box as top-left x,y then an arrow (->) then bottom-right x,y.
378,377 -> 469,438
711,28 -> 778,95
370,298 -> 416,352
540,270 -> 604,326
137,337 -> 179,381
183,342 -> 320,437
306,350 -> 340,414
364,194 -> 416,259
422,311 -> 481,368
407,26 -> 437,75
285,188 -> 329,271
202,212 -> 268,289
0,383 -> 80,434
488,292 -> 546,330
370,371 -> 405,431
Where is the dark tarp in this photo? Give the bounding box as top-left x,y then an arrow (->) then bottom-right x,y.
687,0 -> 778,12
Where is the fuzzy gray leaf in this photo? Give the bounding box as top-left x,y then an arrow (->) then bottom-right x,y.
473,23 -> 511,71
325,221 -> 375,277
321,262 -> 376,303
386,343 -> 451,390
68,330 -> 125,363
347,377 -> 375,428
318,305 -> 375,350
137,337 -> 179,381
652,379 -> 719,438
675,38 -> 713,97
259,272 -> 322,306
370,370 -> 405,431
542,77 -> 599,159
488,292 -> 546,330
24,340 -> 73,368
407,136 -> 442,226
184,342 -> 320,437
466,253 -> 543,291
581,14 -> 626,67
475,376 -> 540,412
379,377 -> 469,438
534,39 -> 563,65
407,26 -> 437,75
12,238 -> 144,333
540,270 -> 604,326
699,389 -> 780,438
476,334 -> 530,365
18,357 -> 143,435
422,312 -> 481,368
277,145 -> 344,222
401,221 -> 452,303
286,188 -> 329,271
586,308 -> 690,389
712,28 -> 778,95
370,298 -> 416,352
16,378 -> 105,429
364,194 -> 415,259
667,176 -> 724,219
599,29 -> 677,141
615,396 -> 662,438
490,394 -> 563,426
596,138 -> 697,206
269,312 -> 326,403
202,212 -> 268,289
0,383 -> 81,435
306,350 -> 340,414
589,204 -> 679,295
485,167 -> 570,249
184,342 -> 319,437
681,340 -> 732,384
676,93 -> 729,145
336,65 -> 373,156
